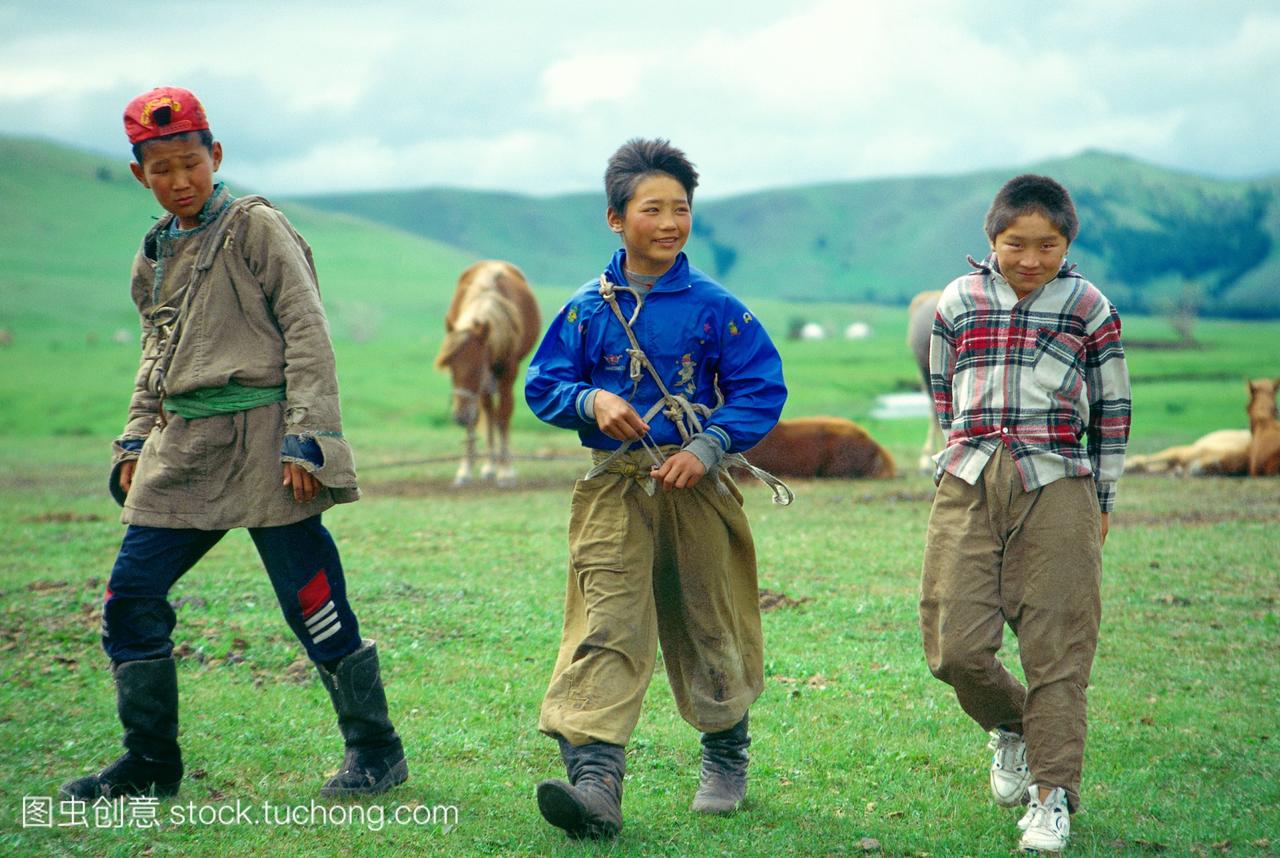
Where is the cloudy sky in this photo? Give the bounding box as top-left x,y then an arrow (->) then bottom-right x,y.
1,0 -> 1276,197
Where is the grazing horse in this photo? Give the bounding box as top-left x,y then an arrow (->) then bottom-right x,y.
434,261 -> 540,486
907,290 -> 944,473
1124,429 -> 1251,476
1246,377 -> 1280,476
735,417 -> 895,479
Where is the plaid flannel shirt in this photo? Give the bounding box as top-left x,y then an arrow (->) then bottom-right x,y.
930,255 -> 1131,511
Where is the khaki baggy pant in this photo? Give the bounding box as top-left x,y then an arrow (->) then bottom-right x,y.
539,448 -> 765,748
920,444 -> 1102,810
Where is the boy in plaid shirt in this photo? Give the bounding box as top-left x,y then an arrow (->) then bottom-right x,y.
919,175 -> 1130,854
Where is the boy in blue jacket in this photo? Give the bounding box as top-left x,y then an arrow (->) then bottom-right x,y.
525,138 -> 787,840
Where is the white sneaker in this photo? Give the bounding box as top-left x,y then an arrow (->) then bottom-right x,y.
1018,784 -> 1070,853
988,728 -> 1031,807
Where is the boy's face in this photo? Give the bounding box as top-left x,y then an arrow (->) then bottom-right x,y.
606,173 -> 691,277
130,135 -> 223,229
991,211 -> 1069,297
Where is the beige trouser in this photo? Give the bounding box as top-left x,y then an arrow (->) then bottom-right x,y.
920,444 -> 1102,810
539,448 -> 765,747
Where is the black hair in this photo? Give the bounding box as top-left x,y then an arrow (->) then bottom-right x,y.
604,138 -> 699,215
984,174 -> 1079,243
132,129 -> 215,165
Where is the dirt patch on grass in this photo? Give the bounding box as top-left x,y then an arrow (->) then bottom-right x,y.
363,474 -> 575,497
26,579 -> 73,592
759,589 -> 810,611
860,489 -> 936,504
1119,507 -> 1280,526
773,674 -> 833,690
21,511 -> 104,523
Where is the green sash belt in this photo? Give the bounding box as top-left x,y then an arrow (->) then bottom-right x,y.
163,382 -> 286,419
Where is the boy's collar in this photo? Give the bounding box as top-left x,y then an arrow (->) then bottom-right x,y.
167,183 -> 234,236
605,249 -> 691,292
970,253 -> 1079,283
195,182 -> 232,225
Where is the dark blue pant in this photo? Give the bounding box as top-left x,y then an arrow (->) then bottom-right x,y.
103,515 -> 361,665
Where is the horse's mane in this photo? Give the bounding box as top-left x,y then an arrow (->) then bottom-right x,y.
435,269 -> 526,370
434,328 -> 472,369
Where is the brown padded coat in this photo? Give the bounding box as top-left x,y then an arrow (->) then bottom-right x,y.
111,186 -> 359,529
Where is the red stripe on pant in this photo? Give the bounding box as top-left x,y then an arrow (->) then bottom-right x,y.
298,570 -> 331,619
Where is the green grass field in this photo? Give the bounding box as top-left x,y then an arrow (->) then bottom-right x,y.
1,296 -> 1278,856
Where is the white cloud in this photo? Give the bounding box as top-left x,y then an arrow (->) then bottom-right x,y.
541,51 -> 646,111
0,0 -> 1276,194
233,129 -> 569,195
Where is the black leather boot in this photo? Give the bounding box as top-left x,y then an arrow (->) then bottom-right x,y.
316,639 -> 408,797
691,712 -> 750,814
536,736 -> 625,840
60,657 -> 183,799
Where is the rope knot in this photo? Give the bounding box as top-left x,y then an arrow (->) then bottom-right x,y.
626,348 -> 644,381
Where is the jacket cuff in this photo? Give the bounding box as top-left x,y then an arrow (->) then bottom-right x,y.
576,388 -> 600,423
1096,481 -> 1116,512
280,429 -> 359,500
281,434 -> 324,467
110,432 -> 145,467
109,437 -> 148,507
684,431 -> 727,472
704,425 -> 732,453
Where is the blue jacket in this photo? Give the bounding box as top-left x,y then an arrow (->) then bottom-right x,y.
525,249 -> 787,453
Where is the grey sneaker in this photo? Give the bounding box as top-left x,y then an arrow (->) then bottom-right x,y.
988,728 -> 1032,807
1018,784 -> 1069,853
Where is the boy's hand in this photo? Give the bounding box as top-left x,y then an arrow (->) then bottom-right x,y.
283,462 -> 319,503
1100,511 -> 1110,545
594,390 -> 649,441
118,460 -> 137,495
651,451 -> 706,491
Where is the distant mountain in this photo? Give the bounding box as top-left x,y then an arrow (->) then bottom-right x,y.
294,151 -> 1280,319
0,136 -> 473,339
4,136 -> 1275,327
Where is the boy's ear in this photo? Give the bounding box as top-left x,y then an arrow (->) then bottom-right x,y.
605,207 -> 623,234
211,140 -> 223,172
129,161 -> 149,189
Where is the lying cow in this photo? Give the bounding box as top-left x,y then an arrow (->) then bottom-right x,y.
736,417 -> 895,479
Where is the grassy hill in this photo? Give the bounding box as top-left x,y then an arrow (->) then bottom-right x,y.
5,136 -> 1276,330
0,136 -> 475,342
294,151 -> 1280,319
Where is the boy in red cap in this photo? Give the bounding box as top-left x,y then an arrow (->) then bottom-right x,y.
60,86 -> 407,800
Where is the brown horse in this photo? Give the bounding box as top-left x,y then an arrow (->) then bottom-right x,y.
434,261 -> 540,486
1124,429 -> 1251,476
1246,377 -> 1280,476
735,417 -> 896,479
907,290 -> 944,473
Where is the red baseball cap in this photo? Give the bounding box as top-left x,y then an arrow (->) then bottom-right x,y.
123,86 -> 210,145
